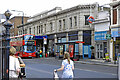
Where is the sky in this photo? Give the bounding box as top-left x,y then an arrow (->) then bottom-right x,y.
0,0 -> 111,17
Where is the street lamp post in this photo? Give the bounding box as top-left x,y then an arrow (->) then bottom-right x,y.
2,10 -> 12,80
11,10 -> 24,34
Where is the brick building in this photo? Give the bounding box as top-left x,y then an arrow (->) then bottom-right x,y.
9,16 -> 29,36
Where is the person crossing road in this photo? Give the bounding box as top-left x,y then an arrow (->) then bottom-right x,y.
54,52 -> 74,79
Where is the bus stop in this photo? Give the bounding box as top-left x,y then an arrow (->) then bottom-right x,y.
55,41 -> 84,61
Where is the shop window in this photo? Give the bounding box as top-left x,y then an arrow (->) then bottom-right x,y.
61,38 -> 66,42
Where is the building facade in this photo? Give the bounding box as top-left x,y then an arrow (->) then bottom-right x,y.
93,7 -> 110,59
110,0 -> 120,62
9,16 -> 29,36
18,3 -> 99,59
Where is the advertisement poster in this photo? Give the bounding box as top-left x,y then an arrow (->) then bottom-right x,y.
69,45 -> 74,58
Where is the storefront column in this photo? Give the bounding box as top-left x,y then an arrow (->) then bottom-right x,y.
91,30 -> 95,56
54,34 -> 57,55
110,39 -> 114,62
66,33 -> 69,51
78,31 -> 83,58
107,39 -> 110,60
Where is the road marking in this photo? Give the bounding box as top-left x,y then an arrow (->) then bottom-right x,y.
27,66 -> 53,75
75,68 -> 117,76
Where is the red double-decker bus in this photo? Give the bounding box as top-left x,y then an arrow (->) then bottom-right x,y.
10,34 -> 36,58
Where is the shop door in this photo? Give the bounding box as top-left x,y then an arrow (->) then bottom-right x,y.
96,44 -> 103,59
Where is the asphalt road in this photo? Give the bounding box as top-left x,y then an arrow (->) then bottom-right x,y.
23,57 -> 118,79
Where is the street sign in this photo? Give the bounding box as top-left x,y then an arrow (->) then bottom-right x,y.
105,34 -> 111,39
87,16 -> 95,23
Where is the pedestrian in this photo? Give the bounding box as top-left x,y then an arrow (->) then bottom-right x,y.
54,52 -> 74,79
9,46 -> 20,78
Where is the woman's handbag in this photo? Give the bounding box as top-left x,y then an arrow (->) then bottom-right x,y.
19,67 -> 26,78
54,70 -> 59,80
17,56 -> 26,78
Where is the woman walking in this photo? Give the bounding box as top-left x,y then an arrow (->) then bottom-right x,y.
54,52 -> 74,79
9,46 -> 20,78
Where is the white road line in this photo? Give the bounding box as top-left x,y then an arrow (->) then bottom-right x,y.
75,68 -> 117,76
26,66 -> 53,75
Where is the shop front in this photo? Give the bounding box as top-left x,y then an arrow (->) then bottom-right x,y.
35,35 -> 48,57
35,35 -> 47,50
56,42 -> 79,60
68,31 -> 79,58
94,31 -> 108,59
47,34 -> 55,57
111,28 -> 120,61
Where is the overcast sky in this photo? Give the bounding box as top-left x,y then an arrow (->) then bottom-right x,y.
0,0 -> 111,17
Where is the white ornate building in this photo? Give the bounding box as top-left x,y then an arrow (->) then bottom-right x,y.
18,3 -> 99,59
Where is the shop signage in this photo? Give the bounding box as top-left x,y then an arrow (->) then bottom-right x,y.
111,28 -> 120,37
105,34 -> 111,39
94,31 -> 107,41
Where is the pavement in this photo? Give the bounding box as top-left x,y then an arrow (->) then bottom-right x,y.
46,57 -> 118,67
75,59 -> 118,67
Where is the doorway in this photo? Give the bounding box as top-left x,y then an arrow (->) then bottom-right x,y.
96,44 -> 103,59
